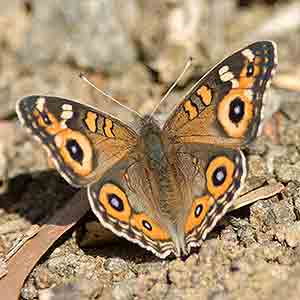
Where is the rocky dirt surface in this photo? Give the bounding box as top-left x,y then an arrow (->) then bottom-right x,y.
1,1 -> 300,299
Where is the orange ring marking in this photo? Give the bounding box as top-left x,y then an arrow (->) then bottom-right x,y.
55,129 -> 93,176
239,59 -> 260,89
184,195 -> 215,234
99,183 -> 131,223
34,109 -> 62,135
206,156 -> 235,199
130,213 -> 170,241
217,89 -> 254,138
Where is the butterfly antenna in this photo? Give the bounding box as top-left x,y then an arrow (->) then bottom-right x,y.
79,73 -> 143,118
149,57 -> 193,118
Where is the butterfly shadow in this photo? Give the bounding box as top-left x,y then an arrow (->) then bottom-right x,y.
0,170 -> 162,263
0,170 -> 77,225
0,170 -> 248,263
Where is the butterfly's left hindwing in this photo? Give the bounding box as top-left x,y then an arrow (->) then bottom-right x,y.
17,96 -> 138,187
87,158 -> 175,258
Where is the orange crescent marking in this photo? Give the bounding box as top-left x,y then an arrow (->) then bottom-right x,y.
103,118 -> 115,138
84,111 -> 97,133
206,156 -> 235,199
196,85 -> 212,106
183,100 -> 198,120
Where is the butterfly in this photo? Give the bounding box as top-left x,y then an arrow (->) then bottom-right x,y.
16,41 -> 277,258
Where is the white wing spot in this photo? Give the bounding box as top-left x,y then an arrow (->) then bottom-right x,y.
61,104 -> 74,120
61,110 -> 73,120
36,97 -> 46,111
60,120 -> 68,129
259,79 -> 264,87
242,49 -> 255,62
220,71 -> 234,82
219,65 -> 229,76
54,135 -> 63,147
62,104 -> 73,111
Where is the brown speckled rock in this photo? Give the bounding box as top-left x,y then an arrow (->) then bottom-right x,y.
39,278 -> 105,300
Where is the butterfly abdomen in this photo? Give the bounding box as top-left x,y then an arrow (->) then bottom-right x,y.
139,119 -> 181,221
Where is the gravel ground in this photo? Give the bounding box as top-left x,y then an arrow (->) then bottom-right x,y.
1,1 -> 300,299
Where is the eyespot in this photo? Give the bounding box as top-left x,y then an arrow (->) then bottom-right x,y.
194,204 -> 203,217
229,97 -> 245,124
239,60 -> 260,88
99,183 -> 131,222
108,193 -> 124,212
206,156 -> 235,199
184,195 -> 215,234
54,129 -> 93,176
39,112 -> 52,125
142,219 -> 152,231
33,110 -> 62,135
217,90 -> 253,138
66,139 -> 84,164
246,63 -> 254,77
212,166 -> 227,186
130,213 -> 170,241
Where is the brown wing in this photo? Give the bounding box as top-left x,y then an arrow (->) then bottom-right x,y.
171,144 -> 246,253
160,41 -> 277,254
163,41 -> 277,148
17,96 -> 139,187
87,157 -> 175,258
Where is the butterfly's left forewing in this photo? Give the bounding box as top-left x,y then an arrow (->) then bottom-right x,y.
17,96 -> 138,187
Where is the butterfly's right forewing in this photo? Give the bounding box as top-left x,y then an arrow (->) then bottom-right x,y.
17,96 -> 139,187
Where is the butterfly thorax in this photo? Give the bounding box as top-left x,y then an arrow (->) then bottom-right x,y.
139,117 -> 166,167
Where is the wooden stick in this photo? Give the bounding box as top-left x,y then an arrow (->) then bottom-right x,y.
229,182 -> 284,212
273,72 -> 300,93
